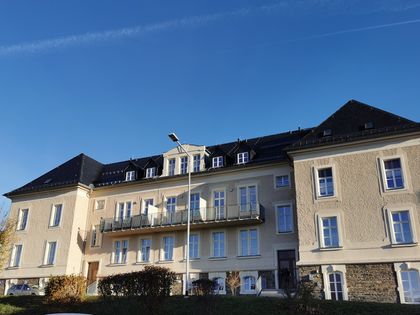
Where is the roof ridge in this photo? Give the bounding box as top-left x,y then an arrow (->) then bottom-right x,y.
348,99 -> 415,123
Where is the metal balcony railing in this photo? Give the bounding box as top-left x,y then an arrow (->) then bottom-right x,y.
100,203 -> 264,233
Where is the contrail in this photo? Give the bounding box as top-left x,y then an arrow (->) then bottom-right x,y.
294,18 -> 420,41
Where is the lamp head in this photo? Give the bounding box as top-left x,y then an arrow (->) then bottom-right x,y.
168,133 -> 179,142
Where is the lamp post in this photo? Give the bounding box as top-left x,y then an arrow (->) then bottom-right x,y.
168,133 -> 191,297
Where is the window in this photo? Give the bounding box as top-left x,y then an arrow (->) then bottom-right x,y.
317,167 -> 334,197
275,175 -> 290,188
113,240 -> 128,264
145,167 -> 156,178
90,225 -> 100,247
239,185 -> 257,211
116,202 -> 132,220
95,200 -> 105,210
50,204 -> 62,227
168,158 -> 176,176
190,193 -> 200,216
213,190 -> 225,220
237,152 -> 249,164
239,229 -> 258,256
243,276 -> 256,292
17,208 -> 29,231
212,156 -> 224,168
401,270 -> 420,303
329,272 -> 344,301
140,239 -> 151,262
143,199 -> 154,215
166,197 -> 176,213
321,216 -> 340,248
44,241 -> 57,265
10,244 -> 22,267
384,158 -> 404,190
391,211 -> 413,244
212,232 -> 225,257
180,156 -> 188,174
214,277 -> 225,294
193,154 -> 200,172
125,170 -> 136,181
189,234 -> 199,259
162,236 -> 174,261
276,205 -> 293,233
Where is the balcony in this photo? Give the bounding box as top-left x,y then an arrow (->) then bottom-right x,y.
100,204 -> 264,235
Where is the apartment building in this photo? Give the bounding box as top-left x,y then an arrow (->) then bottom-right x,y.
1,100 -> 419,303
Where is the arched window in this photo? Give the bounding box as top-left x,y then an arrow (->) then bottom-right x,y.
213,277 -> 225,294
329,272 -> 343,301
243,276 -> 256,292
401,270 -> 420,303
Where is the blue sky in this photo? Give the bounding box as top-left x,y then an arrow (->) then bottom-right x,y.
1,0 -> 420,214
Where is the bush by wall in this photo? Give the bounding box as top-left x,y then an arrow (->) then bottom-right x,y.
98,265 -> 176,297
45,275 -> 86,304
192,279 -> 216,296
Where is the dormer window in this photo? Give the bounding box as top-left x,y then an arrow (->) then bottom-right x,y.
180,156 -> 188,174
193,154 -> 200,172
125,171 -> 136,181
237,152 -> 249,164
323,129 -> 332,137
212,156 -> 224,168
145,167 -> 156,178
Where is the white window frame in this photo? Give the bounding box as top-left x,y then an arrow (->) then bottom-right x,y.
240,271 -> 259,294
317,213 -> 343,249
95,199 -> 105,211
180,156 -> 188,175
168,158 -> 176,176
314,165 -> 337,199
43,241 -> 58,266
212,188 -> 226,220
161,235 -> 175,261
238,228 -> 259,257
211,230 -> 226,258
125,170 -> 136,181
112,239 -> 129,264
49,204 -> 63,228
379,156 -> 408,192
395,262 -> 420,304
115,201 -> 133,221
209,272 -> 226,295
145,167 -> 156,178
137,238 -> 152,263
193,154 -> 200,172
9,244 -> 23,268
237,152 -> 249,164
143,199 -> 154,216
274,174 -> 290,189
321,265 -> 348,301
17,208 -> 29,231
238,184 -> 258,212
166,196 -> 177,213
212,156 -> 224,168
90,225 -> 100,247
386,206 -> 417,245
186,233 -> 200,260
275,202 -> 294,234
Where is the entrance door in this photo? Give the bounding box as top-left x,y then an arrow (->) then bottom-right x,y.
87,262 -> 99,287
277,250 -> 296,290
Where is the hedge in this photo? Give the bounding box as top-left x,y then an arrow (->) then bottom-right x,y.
98,265 -> 176,297
45,275 -> 86,304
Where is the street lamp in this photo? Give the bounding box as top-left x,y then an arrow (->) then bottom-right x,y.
168,132 -> 191,297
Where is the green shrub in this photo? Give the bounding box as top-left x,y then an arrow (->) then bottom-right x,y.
192,279 -> 216,296
45,275 -> 86,304
98,265 -> 176,297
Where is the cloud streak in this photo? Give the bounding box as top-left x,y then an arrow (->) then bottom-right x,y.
0,1 -> 419,56
291,18 -> 420,41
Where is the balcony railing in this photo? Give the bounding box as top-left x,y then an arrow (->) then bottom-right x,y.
100,203 -> 264,234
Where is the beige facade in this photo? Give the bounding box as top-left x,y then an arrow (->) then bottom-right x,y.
290,134 -> 420,303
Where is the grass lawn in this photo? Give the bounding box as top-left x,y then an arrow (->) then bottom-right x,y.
0,295 -> 419,315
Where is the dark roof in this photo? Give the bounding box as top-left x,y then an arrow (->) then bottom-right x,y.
5,154 -> 103,197
288,100 -> 420,151
4,129 -> 309,197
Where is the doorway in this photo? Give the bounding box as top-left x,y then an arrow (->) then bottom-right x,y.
277,250 -> 297,291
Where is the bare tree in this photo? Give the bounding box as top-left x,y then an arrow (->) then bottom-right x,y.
0,203 -> 15,269
226,271 -> 241,296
